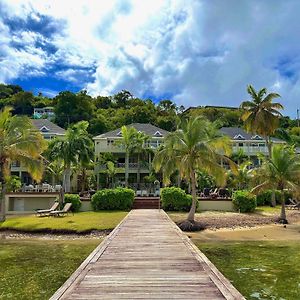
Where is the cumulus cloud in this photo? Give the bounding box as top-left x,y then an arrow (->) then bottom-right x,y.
0,0 -> 300,116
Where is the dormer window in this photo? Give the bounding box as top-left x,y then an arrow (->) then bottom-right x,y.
40,126 -> 50,132
154,131 -> 162,137
117,131 -> 122,136
233,134 -> 245,140
251,134 -> 263,140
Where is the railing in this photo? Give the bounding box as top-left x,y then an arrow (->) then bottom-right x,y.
99,162 -> 149,170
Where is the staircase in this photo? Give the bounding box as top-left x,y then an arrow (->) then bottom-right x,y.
133,197 -> 160,209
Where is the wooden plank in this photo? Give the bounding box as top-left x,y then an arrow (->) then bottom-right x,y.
51,209 -> 245,299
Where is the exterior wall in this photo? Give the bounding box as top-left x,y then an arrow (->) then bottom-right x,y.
5,193 -> 59,214
198,199 -> 234,211
80,199 -> 92,211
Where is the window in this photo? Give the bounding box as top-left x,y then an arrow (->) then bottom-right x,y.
238,143 -> 244,147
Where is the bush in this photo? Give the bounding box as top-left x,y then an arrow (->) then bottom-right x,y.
91,188 -> 134,210
256,190 -> 285,206
161,187 -> 195,211
64,194 -> 82,212
6,176 -> 21,192
232,190 -> 257,213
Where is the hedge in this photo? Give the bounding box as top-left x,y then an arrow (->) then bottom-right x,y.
232,190 -> 257,213
91,188 -> 134,210
256,190 -> 293,206
161,187 -> 195,211
64,194 -> 82,212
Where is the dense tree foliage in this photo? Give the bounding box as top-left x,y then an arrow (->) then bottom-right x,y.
0,84 -> 298,145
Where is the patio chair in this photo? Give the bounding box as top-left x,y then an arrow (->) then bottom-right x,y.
50,203 -> 72,217
203,188 -> 210,197
25,184 -> 34,192
142,189 -> 149,197
154,189 -> 160,197
218,188 -> 230,198
136,190 -> 142,197
54,185 -> 62,192
36,202 -> 59,217
42,183 -> 51,193
286,199 -> 300,210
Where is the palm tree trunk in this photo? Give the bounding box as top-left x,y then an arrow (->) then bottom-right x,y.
280,190 -> 287,223
137,153 -> 141,185
125,152 -> 129,187
187,170 -> 197,222
96,172 -> 99,190
64,167 -> 71,193
0,183 -> 6,222
265,136 -> 276,207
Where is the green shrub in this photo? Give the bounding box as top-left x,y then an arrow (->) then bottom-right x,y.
64,194 -> 81,212
161,187 -> 195,211
256,190 -> 284,206
232,190 -> 257,213
6,176 -> 21,192
91,188 -> 134,210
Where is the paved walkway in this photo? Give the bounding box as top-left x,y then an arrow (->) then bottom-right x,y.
50,209 -> 244,299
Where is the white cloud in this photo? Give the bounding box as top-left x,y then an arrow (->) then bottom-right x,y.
0,0 -> 300,116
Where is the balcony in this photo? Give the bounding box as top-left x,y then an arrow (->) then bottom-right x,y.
98,162 -> 150,172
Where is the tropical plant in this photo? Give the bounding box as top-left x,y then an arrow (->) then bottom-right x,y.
227,161 -> 253,190
46,159 -> 64,185
106,161 -> 117,188
240,85 -> 283,155
117,126 -> 139,187
252,145 -> 300,223
132,131 -> 149,185
47,121 -> 93,192
5,175 -> 22,192
153,116 -> 232,230
0,107 -> 46,221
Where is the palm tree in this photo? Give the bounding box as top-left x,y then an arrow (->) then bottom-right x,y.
95,153 -> 116,189
47,121 -> 93,192
228,161 -> 253,190
133,131 -> 149,185
252,145 -> 300,224
106,161 -> 117,188
240,85 -> 283,156
46,160 -> 64,186
153,116 -> 232,230
0,107 -> 46,221
241,85 -> 284,207
117,126 -> 139,187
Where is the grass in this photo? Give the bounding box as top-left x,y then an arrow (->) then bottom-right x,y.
0,211 -> 128,233
196,241 -> 300,300
0,239 -> 100,300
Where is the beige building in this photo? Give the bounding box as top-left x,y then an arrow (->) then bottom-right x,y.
220,127 -> 285,165
93,123 -> 169,187
11,119 -> 66,183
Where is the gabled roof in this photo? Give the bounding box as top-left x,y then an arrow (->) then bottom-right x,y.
32,119 -> 65,135
220,127 -> 282,142
94,123 -> 169,139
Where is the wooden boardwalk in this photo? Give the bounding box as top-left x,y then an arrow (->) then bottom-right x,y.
51,209 -> 244,299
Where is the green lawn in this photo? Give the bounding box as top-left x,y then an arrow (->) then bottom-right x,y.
0,239 -> 100,300
197,241 -> 300,300
0,211 -> 128,233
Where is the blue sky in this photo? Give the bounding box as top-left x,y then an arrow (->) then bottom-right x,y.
0,0 -> 300,117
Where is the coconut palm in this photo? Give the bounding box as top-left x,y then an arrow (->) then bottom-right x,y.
0,107 -> 47,221
252,145 -> 300,223
46,160 -> 64,186
133,131 -> 149,185
240,85 -> 283,155
95,153 -> 116,189
106,161 -> 117,188
117,126 -> 139,187
228,161 -> 253,190
47,121 -> 93,192
153,116 -> 232,230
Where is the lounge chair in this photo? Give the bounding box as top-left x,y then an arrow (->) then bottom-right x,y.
36,202 -> 59,217
286,199 -> 300,210
50,203 -> 72,217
